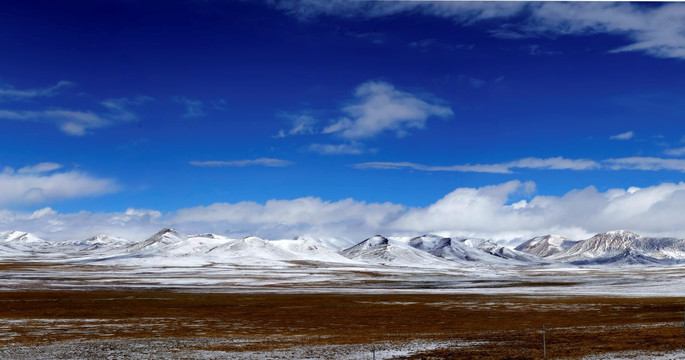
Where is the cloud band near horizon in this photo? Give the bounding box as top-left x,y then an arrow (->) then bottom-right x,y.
5,180 -> 685,245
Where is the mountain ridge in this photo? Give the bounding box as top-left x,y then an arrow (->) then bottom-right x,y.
2,228 -> 685,267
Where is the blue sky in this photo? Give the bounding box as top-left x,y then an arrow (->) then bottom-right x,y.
3,1 -> 685,242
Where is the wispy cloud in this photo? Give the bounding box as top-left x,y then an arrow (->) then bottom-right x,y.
322,80 -> 452,140
17,162 -> 63,174
275,113 -> 317,138
355,157 -> 600,174
356,156 -> 685,174
190,158 -> 294,167
272,2 -> 685,60
0,80 -> 73,100
0,79 -> 149,136
664,147 -> 685,157
610,131 -> 634,140
307,143 -> 365,155
604,157 -> 685,172
174,96 -> 204,118
0,109 -> 110,136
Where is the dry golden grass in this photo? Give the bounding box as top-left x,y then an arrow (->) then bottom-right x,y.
1,290 -> 684,358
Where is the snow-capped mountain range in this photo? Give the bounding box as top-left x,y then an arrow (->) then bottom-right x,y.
2,228 -> 685,267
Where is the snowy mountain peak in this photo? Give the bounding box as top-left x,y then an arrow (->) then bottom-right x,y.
153,228 -> 183,237
127,228 -> 187,253
84,234 -> 128,243
550,230 -> 646,263
515,235 -> 575,258
193,233 -> 218,239
342,235 -> 389,253
0,230 -> 45,243
603,230 -> 641,239
367,235 -> 389,245
408,234 -> 448,251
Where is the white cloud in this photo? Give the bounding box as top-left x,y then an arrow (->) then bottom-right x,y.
272,2 -> 685,60
610,131 -> 634,140
0,165 -> 117,206
354,157 -> 600,174
0,207 -> 164,242
0,80 -> 73,100
7,181 -> 685,244
307,143 -> 365,155
17,162 -> 63,174
390,181 -> 685,240
174,96 -> 204,118
322,81 -> 452,140
189,158 -> 294,167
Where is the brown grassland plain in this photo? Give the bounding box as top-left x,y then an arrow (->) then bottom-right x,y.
0,290 -> 684,359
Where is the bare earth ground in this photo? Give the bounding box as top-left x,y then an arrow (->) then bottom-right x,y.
2,262 -> 685,359
2,291 -> 685,359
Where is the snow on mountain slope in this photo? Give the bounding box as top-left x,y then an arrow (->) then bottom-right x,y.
515,235 -> 578,258
551,230 -> 642,263
634,237 -> 685,260
408,235 -> 486,262
270,236 -> 358,264
126,228 -> 189,254
56,235 -> 132,252
406,234 -> 541,265
458,237 -> 542,264
206,236 -> 302,265
4,227 -> 685,268
551,230 -> 685,264
340,235 -> 451,267
571,249 -> 675,266
0,231 -> 51,257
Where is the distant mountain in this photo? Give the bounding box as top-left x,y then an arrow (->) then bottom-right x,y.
0,230 -> 46,244
0,231 -> 50,257
270,236 -> 356,264
340,235 -> 449,267
551,230 -> 685,264
2,228 -> 685,268
409,234 -> 540,264
515,235 -> 578,258
570,249 -> 675,266
56,235 -> 132,251
126,228 -> 187,253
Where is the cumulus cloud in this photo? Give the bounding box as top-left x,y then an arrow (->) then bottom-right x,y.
355,157 -> 600,174
0,207 -> 163,242
610,131 -> 634,140
0,164 -> 117,206
6,181 -> 685,245
189,158 -> 294,167
390,181 -> 685,241
271,1 -> 685,60
322,81 -> 452,139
